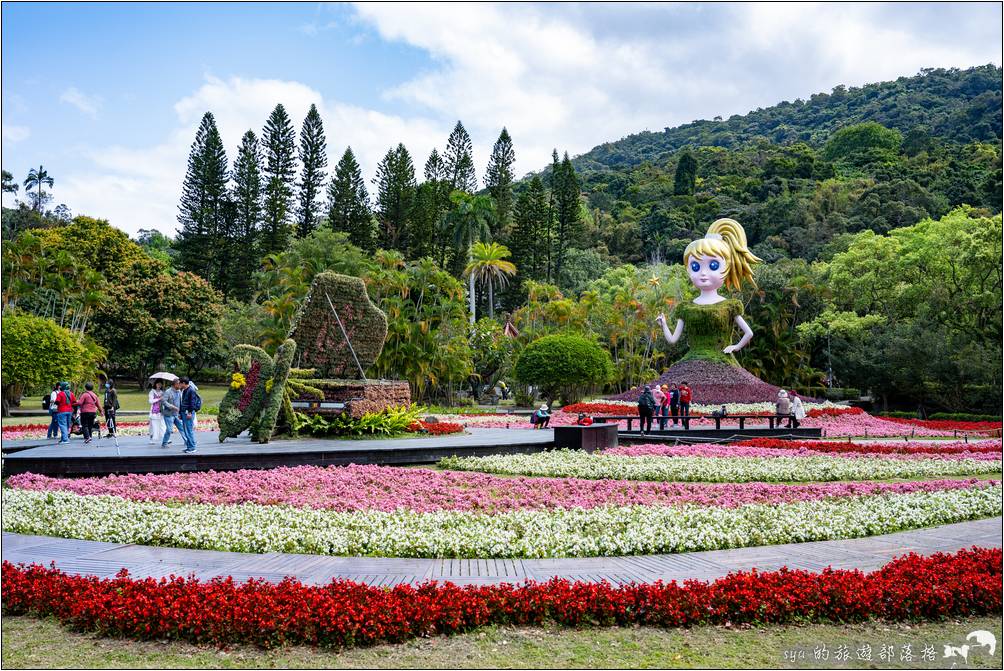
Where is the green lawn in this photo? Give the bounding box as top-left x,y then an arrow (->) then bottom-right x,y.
2,615 -> 1000,669
2,384 -> 230,426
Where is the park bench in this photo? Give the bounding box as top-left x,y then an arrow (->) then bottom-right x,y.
595,414 -> 796,431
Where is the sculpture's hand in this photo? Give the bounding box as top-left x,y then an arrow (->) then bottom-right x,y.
723,344 -> 739,354
655,313 -> 666,325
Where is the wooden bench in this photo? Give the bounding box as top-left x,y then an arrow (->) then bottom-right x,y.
595,414 -> 797,431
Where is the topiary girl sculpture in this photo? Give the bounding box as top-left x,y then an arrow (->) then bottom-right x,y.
655,218 -> 761,365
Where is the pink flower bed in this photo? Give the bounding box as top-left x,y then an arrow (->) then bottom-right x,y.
802,413 -> 963,437
605,443 -> 1002,461
6,466 -> 994,513
1,418 -> 220,441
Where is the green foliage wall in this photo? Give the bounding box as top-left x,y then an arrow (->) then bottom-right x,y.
288,272 -> 388,378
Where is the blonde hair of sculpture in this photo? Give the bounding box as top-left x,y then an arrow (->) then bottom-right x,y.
683,218 -> 762,291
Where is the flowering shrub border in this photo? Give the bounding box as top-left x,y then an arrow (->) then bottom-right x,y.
3,486 -> 999,558
3,548 -> 1000,650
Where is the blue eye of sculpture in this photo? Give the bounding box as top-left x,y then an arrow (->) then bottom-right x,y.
690,261 -> 700,273
709,260 -> 720,271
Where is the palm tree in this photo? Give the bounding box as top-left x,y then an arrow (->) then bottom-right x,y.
465,242 -> 516,321
441,191 -> 495,323
23,165 -> 54,213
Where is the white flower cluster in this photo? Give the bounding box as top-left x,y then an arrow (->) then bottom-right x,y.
439,449 -> 1002,483
2,486 -> 999,559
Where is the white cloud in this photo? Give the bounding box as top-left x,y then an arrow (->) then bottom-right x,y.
352,2 -> 1002,178
1,123 -> 30,142
57,75 -> 447,235
59,87 -> 102,118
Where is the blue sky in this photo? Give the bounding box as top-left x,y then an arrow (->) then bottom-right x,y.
2,2 -> 1001,235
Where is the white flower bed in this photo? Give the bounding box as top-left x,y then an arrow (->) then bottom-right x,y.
439,449 -> 1002,483
2,486 -> 999,558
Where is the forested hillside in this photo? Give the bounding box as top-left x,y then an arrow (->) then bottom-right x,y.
576,65 -> 1001,170
555,66 -> 1002,270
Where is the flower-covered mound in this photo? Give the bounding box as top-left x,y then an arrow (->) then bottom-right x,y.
3,485 -> 999,557
6,467 -> 989,513
440,449 -> 1002,483
3,548 -> 1000,649
608,359 -> 817,404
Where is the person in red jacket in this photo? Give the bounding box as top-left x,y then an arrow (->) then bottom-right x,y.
679,382 -> 693,426
53,381 -> 76,444
76,382 -> 102,444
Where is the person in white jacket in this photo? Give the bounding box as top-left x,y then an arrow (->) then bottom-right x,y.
148,380 -> 166,443
791,394 -> 806,429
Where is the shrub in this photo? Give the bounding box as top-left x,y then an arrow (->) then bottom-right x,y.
514,334 -> 614,405
0,314 -> 93,414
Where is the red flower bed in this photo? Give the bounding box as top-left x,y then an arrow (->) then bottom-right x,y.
3,548 -> 1000,649
807,406 -> 864,418
734,438 -> 1003,456
562,402 -> 639,415
879,417 -> 1002,432
407,421 -> 464,435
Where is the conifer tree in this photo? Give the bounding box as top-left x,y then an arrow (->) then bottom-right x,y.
544,148 -> 560,281
374,143 -> 416,251
261,104 -> 296,255
553,152 -> 581,279
227,130 -> 264,300
424,148 -> 444,182
510,174 -> 549,284
176,112 -> 229,287
423,148 -> 453,263
326,147 -> 374,251
484,127 -> 516,235
296,104 -> 327,237
673,150 -> 698,196
443,120 -> 477,193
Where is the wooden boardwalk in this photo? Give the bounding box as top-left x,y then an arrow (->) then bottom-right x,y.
1,428 -> 555,477
3,518 -> 999,586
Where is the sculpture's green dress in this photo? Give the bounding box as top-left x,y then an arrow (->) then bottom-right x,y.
674,298 -> 744,366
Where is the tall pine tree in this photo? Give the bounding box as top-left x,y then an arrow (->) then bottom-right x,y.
374,143 -> 416,252
553,152 -> 581,280
443,120 -> 477,193
326,147 -> 373,252
227,130 -> 264,300
261,104 -> 296,255
423,148 -> 453,264
176,112 -> 229,288
510,174 -> 549,286
296,104 -> 327,237
484,127 -> 515,236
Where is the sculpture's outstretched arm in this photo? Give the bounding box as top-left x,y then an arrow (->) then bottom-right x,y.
655,313 -> 684,345
723,315 -> 753,354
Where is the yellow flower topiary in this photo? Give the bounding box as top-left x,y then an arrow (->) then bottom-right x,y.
230,372 -> 246,390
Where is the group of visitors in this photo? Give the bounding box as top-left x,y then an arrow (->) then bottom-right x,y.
147,378 -> 202,453
44,380 -> 120,444
776,389 -> 806,428
44,376 -> 202,452
637,382 -> 692,434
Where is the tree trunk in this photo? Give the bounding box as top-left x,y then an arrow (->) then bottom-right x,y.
468,273 -> 476,325
487,278 -> 494,319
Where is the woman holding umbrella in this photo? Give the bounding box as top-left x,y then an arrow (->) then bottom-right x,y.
147,372 -> 176,444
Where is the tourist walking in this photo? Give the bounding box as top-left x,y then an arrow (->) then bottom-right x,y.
103,379 -> 120,437
76,382 -> 101,444
45,383 -> 59,439
652,384 -> 666,431
637,385 -> 656,434
178,377 -> 202,453
668,383 -> 681,426
159,379 -> 184,447
658,384 -> 671,430
776,390 -> 791,427
679,382 -> 692,426
791,393 -> 806,429
53,382 -> 75,444
148,380 -> 165,443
